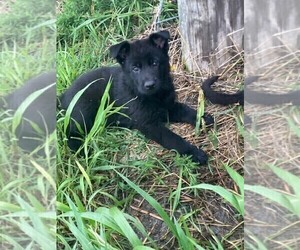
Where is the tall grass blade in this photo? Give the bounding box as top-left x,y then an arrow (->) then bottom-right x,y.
12,83 -> 55,133
268,164 -> 300,196
117,171 -> 195,250
184,184 -> 243,215
30,160 -> 56,190
63,80 -> 98,134
75,160 -> 93,193
244,185 -> 300,216
109,206 -> 142,247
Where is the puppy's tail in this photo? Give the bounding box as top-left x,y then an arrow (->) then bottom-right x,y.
201,76 -> 244,106
246,89 -> 300,105
201,75 -> 299,106
244,76 -> 300,105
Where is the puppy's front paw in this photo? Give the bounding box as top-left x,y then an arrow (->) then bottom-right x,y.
203,113 -> 214,126
190,147 -> 208,165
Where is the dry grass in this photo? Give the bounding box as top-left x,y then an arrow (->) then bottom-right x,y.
171,26 -> 244,171
244,30 -> 300,248
245,33 -> 300,167
122,25 -> 245,248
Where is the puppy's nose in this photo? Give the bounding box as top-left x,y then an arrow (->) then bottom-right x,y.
144,80 -> 156,89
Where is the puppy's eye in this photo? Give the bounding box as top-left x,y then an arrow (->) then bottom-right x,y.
152,60 -> 158,67
132,66 -> 140,73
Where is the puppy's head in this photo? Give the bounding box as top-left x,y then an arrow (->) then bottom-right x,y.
109,30 -> 171,96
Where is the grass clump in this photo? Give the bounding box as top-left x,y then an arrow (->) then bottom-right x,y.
0,0 -> 56,248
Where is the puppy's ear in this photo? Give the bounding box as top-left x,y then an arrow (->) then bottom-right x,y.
109,41 -> 130,65
149,30 -> 170,52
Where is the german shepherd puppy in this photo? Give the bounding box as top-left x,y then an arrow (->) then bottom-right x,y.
59,31 -> 213,164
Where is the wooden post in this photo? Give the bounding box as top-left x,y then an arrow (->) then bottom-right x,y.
245,0 -> 300,69
178,0 -> 244,72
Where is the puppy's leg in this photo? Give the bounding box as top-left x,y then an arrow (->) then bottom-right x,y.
137,124 -> 208,165
65,120 -> 85,152
168,102 -> 214,126
65,108 -> 94,152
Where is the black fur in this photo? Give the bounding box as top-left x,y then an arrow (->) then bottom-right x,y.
202,75 -> 300,106
202,76 -> 244,106
1,72 -> 56,152
59,31 -> 213,165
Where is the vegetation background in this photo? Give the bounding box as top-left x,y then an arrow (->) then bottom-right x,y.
0,0 -> 56,249
1,0 -> 298,249
56,0 -> 244,249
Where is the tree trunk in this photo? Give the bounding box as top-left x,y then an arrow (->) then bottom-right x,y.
178,0 -> 244,72
245,0 -> 300,69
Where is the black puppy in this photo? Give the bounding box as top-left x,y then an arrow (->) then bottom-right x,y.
59,31 -> 213,164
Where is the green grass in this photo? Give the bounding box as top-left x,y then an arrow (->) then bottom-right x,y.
244,104 -> 300,248
244,162 -> 300,249
1,0 -> 299,248
245,164 -> 300,217
55,0 -> 246,249
56,1 -> 244,249
0,0 -> 54,45
0,0 -> 245,249
0,0 -> 55,91
0,0 -> 56,248
57,0 -> 177,45
174,164 -> 244,216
